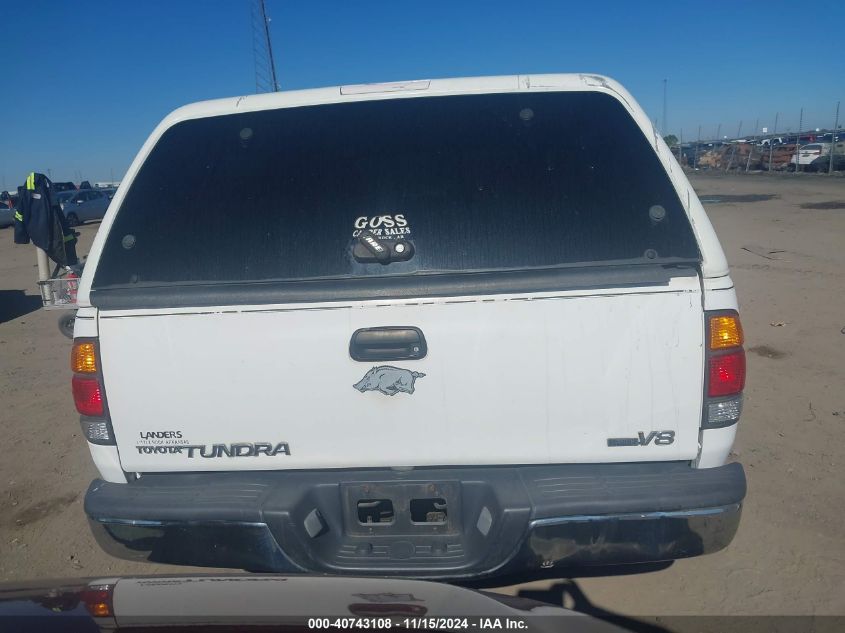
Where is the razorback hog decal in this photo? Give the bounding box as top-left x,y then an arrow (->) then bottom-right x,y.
353,366 -> 426,396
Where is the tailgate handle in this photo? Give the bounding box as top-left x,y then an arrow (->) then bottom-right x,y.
349,327 -> 427,361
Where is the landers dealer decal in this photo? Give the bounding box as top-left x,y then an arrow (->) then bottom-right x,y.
135,431 -> 290,458
136,430 -> 187,453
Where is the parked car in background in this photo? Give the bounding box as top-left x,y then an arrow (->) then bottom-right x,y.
58,188 -> 110,225
55,190 -> 76,210
52,181 -> 77,192
790,144 -> 826,168
0,200 -> 13,228
0,190 -> 19,211
811,154 -> 845,173
790,142 -> 845,171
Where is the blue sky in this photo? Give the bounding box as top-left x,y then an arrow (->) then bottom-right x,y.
2,0 -> 843,186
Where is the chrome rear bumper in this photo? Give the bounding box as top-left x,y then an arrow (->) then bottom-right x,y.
86,462 -> 745,580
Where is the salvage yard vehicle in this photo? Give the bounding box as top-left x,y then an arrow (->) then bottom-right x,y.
790,143 -> 825,168
0,200 -> 13,228
811,154 -> 845,173
58,188 -> 111,226
51,181 -> 77,193
73,74 -> 747,580
790,142 -> 845,171
790,144 -> 826,169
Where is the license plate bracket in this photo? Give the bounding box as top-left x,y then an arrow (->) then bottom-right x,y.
342,481 -> 461,536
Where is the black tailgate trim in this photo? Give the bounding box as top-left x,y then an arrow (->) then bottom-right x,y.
89,262 -> 699,310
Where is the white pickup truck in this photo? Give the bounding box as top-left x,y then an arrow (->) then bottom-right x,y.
73,74 -> 746,579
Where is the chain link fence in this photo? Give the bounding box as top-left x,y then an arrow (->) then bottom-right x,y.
671,102 -> 842,174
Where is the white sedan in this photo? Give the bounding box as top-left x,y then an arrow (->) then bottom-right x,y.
57,189 -> 111,226
790,143 -> 826,167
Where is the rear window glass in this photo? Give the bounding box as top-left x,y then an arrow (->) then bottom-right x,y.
93,91 -> 699,289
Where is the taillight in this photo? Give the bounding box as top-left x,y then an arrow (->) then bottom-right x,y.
71,341 -> 98,373
704,311 -> 745,429
72,375 -> 104,416
81,583 -> 114,617
71,338 -> 114,444
708,350 -> 746,397
709,315 -> 743,350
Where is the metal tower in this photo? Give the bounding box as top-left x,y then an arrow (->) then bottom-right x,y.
251,0 -> 280,93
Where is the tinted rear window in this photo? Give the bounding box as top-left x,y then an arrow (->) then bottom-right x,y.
93,91 -> 699,289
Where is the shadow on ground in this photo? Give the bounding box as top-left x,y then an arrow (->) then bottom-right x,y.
464,562 -> 674,590
0,289 -> 42,324
517,579 -> 672,632
463,564 -> 675,631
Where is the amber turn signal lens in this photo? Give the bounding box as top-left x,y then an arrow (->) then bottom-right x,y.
72,341 -> 98,373
709,315 -> 743,350
88,601 -> 111,617
81,585 -> 114,617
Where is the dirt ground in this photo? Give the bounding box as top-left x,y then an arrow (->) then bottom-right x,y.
0,172 -> 843,616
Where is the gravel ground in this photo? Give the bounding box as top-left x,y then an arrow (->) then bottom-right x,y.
1,172 -> 843,616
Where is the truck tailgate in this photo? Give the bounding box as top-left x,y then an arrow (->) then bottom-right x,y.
99,276 -> 704,472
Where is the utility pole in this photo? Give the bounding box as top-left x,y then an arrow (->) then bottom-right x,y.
795,108 -> 803,173
768,112 -> 779,172
746,118 -> 759,172
661,79 -> 667,135
829,101 -> 840,175
726,121 -> 742,171
694,125 -> 701,169
679,128 -> 684,165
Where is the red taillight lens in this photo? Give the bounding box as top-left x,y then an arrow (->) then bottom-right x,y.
72,375 -> 104,416
708,350 -> 746,397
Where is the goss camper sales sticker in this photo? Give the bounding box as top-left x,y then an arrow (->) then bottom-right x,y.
352,214 -> 411,240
